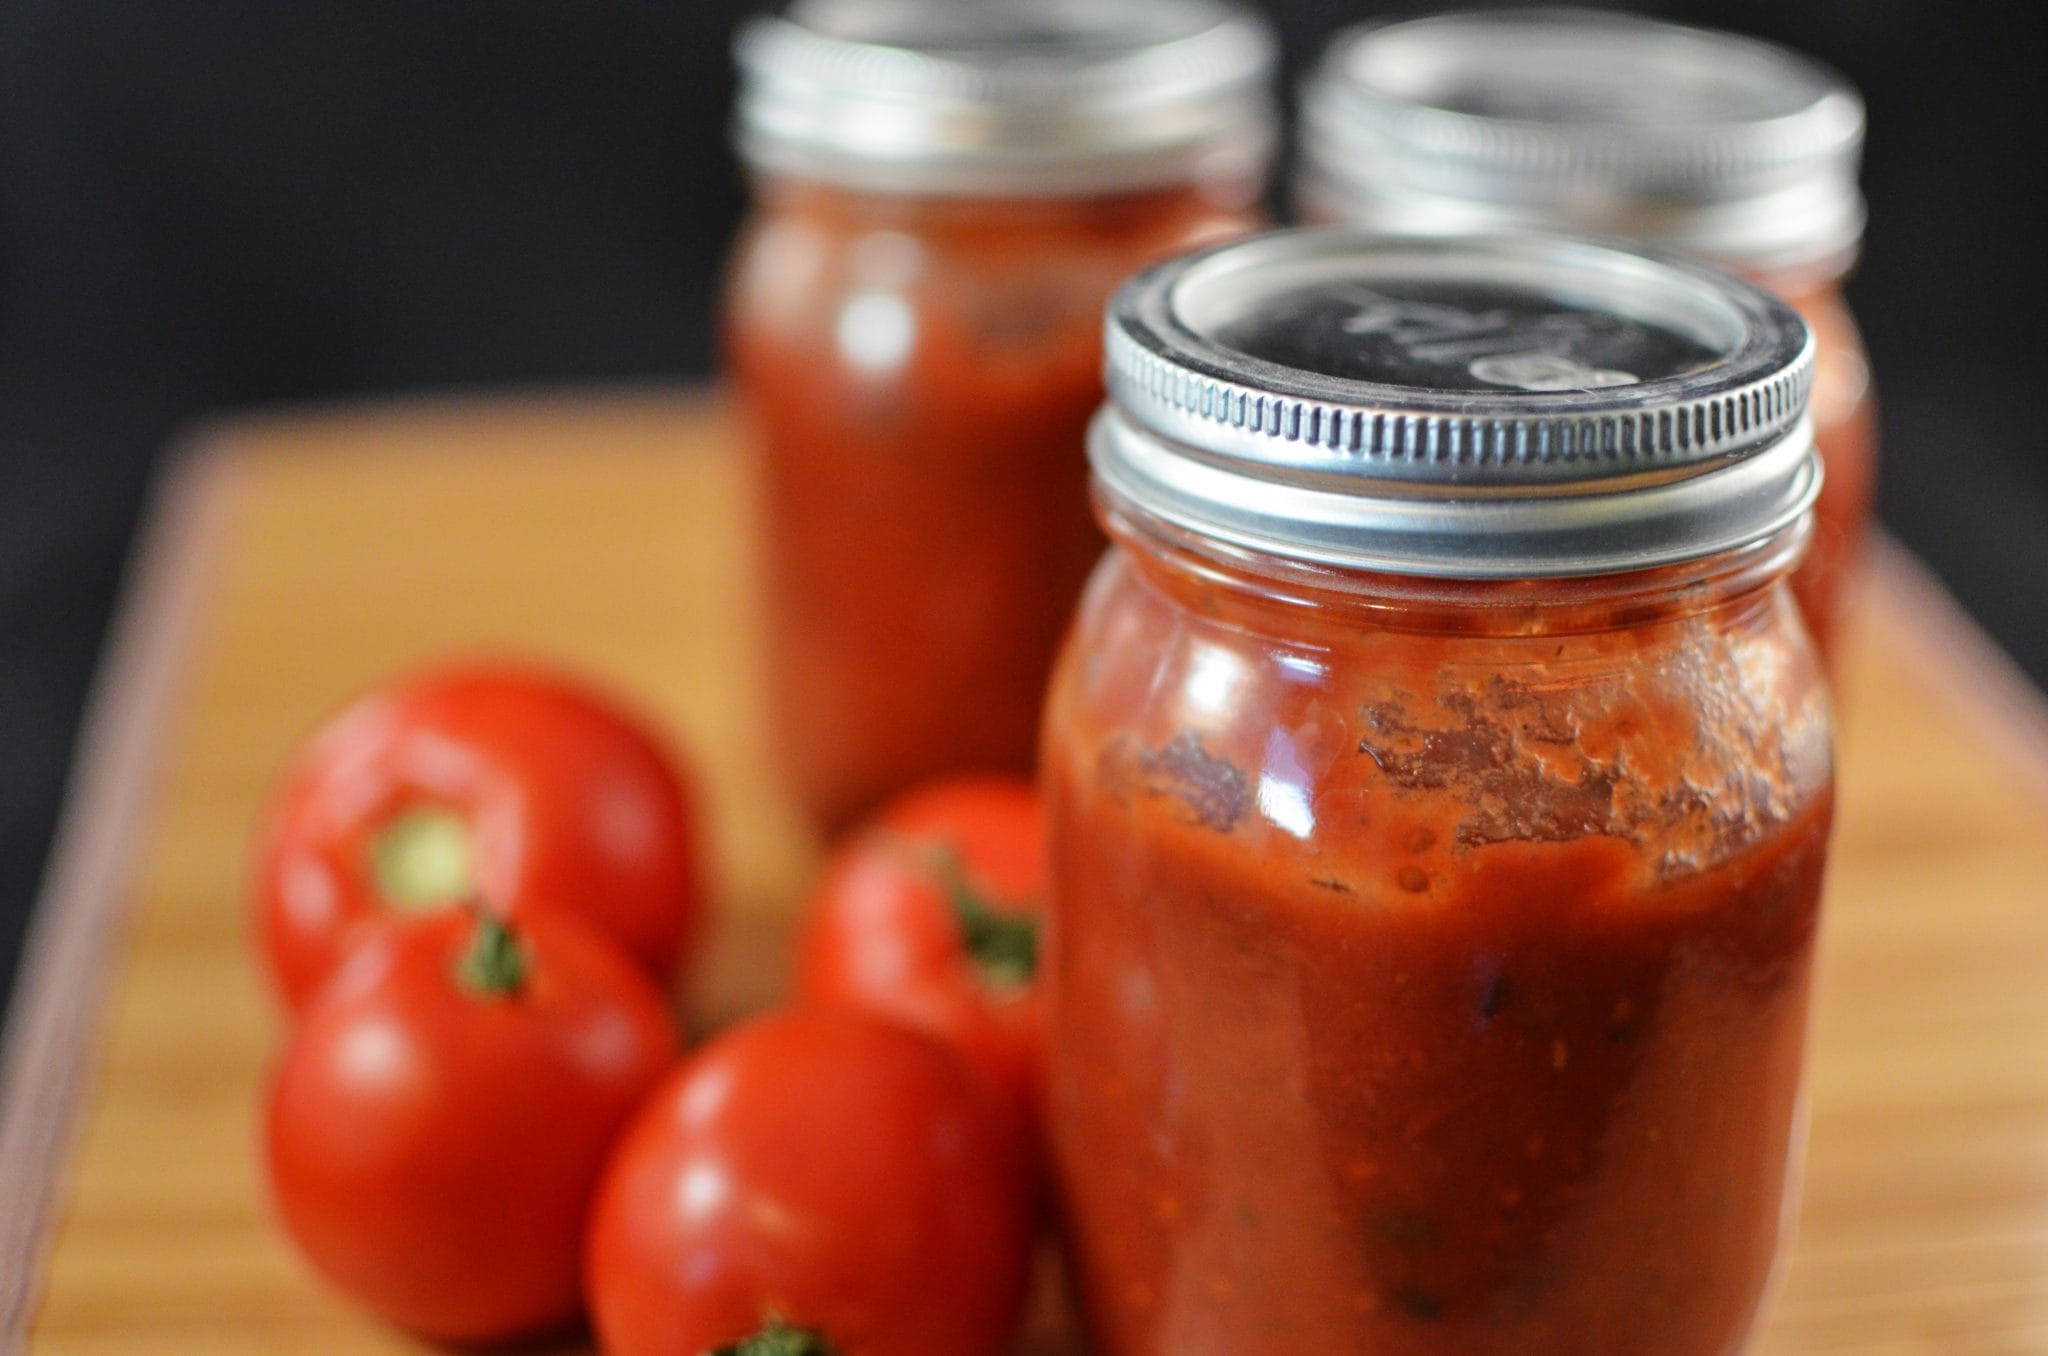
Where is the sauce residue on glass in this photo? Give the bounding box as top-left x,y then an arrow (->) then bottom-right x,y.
1046,541 -> 1833,1356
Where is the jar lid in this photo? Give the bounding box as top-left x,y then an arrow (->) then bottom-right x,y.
1298,9 -> 1866,271
1095,229 -> 1819,578
733,0 -> 1278,195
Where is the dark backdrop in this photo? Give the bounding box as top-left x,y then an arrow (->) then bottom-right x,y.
2,0 -> 2041,1018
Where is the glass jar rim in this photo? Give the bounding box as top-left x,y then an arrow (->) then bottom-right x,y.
1096,476 -> 1815,633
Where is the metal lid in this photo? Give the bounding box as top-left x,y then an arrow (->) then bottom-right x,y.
733,0 -> 1278,195
1095,229 -> 1819,578
1298,9 -> 1866,271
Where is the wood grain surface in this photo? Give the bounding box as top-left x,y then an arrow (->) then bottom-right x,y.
7,390 -> 2048,1355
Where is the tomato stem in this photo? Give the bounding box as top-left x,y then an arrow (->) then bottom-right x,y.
936,852 -> 1038,989
455,911 -> 529,998
712,1319 -> 839,1356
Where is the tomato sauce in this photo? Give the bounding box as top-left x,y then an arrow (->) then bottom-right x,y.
1045,530 -> 1833,1355
726,179 -> 1262,829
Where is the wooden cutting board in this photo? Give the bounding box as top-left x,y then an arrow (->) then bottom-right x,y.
6,390 -> 2047,1356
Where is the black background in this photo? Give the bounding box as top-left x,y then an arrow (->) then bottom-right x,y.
1,0 -> 2041,1017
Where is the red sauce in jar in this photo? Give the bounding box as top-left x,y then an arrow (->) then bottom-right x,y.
1045,527 -> 1833,1355
726,179 -> 1262,829
1769,275 -> 1877,666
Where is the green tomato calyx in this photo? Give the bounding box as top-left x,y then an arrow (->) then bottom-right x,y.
936,851 -> 1039,990
713,1319 -> 839,1356
455,910 -> 530,999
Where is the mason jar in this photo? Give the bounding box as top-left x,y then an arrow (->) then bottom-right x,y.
1045,231 -> 1834,1356
1298,10 -> 1874,669
727,0 -> 1277,830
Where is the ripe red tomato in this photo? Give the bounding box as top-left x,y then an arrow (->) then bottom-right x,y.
794,777 -> 1046,1123
255,662 -> 703,1012
585,1009 -> 1033,1356
265,908 -> 678,1344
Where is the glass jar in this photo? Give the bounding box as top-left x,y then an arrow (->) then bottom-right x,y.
727,0 -> 1276,830
1297,9 -> 1875,669
1044,232 -> 1834,1356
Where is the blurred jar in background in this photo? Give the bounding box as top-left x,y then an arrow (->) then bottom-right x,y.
1298,10 -> 1875,669
727,0 -> 1277,830
1047,231 -> 1832,1356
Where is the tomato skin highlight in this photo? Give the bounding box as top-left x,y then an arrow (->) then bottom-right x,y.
264,909 -> 679,1344
794,777 -> 1047,1125
585,1009 -> 1034,1356
254,661 -> 704,1012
